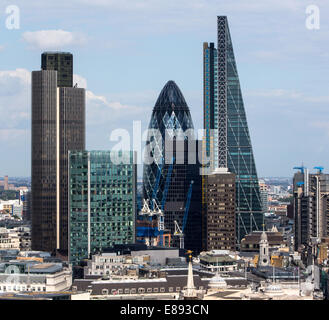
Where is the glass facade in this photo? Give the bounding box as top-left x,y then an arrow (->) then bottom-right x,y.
143,81 -> 202,252
68,151 -> 136,266
203,17 -> 263,243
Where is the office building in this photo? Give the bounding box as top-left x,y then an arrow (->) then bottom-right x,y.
203,168 -> 236,251
142,81 -> 202,252
41,52 -> 73,87
203,16 -> 263,243
68,151 -> 136,266
31,52 -> 85,255
293,168 -> 329,251
0,260 -> 72,293
259,180 -> 269,213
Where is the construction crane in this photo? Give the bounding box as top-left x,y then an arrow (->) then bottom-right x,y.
174,180 -> 194,249
138,199 -> 164,246
293,166 -> 306,174
151,162 -> 163,209
314,166 -> 324,174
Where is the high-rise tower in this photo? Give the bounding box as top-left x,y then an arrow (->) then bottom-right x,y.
31,52 -> 85,255
143,81 -> 202,252
41,52 -> 73,87
68,151 -> 136,266
203,16 -> 263,243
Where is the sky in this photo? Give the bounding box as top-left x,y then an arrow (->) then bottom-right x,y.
0,0 -> 328,178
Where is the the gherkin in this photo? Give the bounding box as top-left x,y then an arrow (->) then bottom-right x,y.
143,81 -> 202,252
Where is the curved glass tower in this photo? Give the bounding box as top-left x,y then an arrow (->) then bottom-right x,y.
143,80 -> 194,203
143,81 -> 202,252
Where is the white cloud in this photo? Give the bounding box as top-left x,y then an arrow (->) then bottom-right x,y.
22,30 -> 87,50
73,74 -> 144,115
0,69 -> 30,131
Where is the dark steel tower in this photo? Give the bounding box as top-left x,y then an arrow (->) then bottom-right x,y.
31,52 -> 85,255
41,52 -> 73,87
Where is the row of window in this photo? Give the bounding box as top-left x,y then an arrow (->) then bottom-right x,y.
0,286 -> 46,292
95,286 -> 204,295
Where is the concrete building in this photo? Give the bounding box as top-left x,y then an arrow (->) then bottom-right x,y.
240,230 -> 285,252
0,260 -> 72,293
83,246 -> 181,278
0,228 -> 20,250
199,250 -> 238,273
203,168 -> 236,251
73,274 -> 208,300
293,168 -> 329,250
259,179 -> 269,212
84,253 -> 146,278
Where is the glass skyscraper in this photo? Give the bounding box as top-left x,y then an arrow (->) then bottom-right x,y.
203,16 -> 263,243
68,151 -> 136,266
143,81 -> 202,252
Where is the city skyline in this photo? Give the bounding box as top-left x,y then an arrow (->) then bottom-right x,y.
0,1 -> 328,178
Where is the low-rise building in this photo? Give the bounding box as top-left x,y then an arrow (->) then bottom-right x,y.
199,250 -> 238,273
73,274 -> 209,300
0,228 -> 20,250
240,230 -> 285,252
0,260 -> 72,293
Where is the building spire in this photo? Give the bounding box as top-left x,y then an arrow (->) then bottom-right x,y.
184,250 -> 196,298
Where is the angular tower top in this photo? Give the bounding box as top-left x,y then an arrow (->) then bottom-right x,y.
154,80 -> 188,110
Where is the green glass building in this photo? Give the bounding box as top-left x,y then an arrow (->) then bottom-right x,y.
68,151 -> 136,266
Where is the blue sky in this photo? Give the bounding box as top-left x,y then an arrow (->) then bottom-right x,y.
0,0 -> 328,178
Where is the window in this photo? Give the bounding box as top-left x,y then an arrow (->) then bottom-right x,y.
153,288 -> 158,293
138,288 -> 145,294
147,288 -> 152,293
176,287 -> 180,292
118,289 -> 123,294
102,289 -> 109,295
131,288 -> 136,294
124,288 -> 130,294
160,287 -> 165,293
169,287 -> 173,292
111,289 -> 117,294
